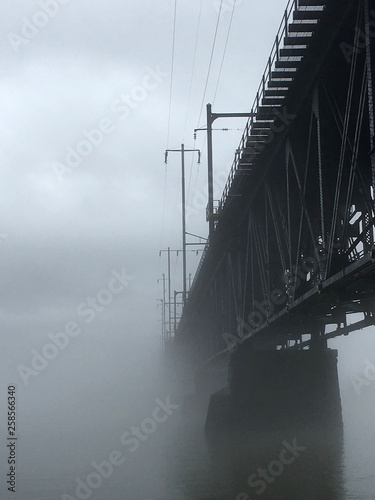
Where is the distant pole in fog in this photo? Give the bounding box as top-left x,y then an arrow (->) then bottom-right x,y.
157,274 -> 167,342
159,247 -> 185,338
174,291 -> 183,335
174,290 -> 177,334
159,248 -> 202,337
167,247 -> 171,338
156,298 -> 164,346
162,273 -> 166,340
164,144 -> 201,306
181,144 -> 186,305
159,248 -> 173,338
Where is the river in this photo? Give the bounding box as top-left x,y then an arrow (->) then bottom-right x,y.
3,330 -> 374,499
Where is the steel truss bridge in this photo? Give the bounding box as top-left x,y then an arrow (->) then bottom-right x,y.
175,0 -> 375,362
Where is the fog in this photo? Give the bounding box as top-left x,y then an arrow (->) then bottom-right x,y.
0,0 -> 374,498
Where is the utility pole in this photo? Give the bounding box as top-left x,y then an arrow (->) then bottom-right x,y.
159,248 -> 204,337
164,144 -> 201,305
167,249 -> 171,338
196,104 -> 254,239
157,274 -> 167,342
173,291 -> 184,334
159,248 -> 172,338
207,104 -> 214,239
156,298 -> 165,347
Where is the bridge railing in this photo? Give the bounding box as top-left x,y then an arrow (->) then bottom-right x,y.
218,0 -> 298,215
189,240 -> 210,294
188,0 -> 299,300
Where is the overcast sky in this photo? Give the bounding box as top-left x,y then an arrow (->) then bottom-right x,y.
0,0 -> 290,353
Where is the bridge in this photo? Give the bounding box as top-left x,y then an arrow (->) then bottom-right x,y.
165,0 -> 375,441
166,0 -> 375,436
174,0 -> 375,357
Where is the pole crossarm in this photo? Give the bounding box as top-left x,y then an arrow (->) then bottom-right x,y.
195,113 -> 256,133
166,148 -> 202,152
165,146 -> 201,164
210,112 -> 255,121
159,249 -> 182,254
159,249 -> 202,255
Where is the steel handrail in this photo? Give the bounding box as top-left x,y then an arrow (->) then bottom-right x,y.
218,0 -> 298,214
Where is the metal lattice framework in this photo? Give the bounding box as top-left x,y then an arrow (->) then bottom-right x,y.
177,0 -> 375,361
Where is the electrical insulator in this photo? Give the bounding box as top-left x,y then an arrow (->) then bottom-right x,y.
164,151 -> 168,164
198,152 -> 201,164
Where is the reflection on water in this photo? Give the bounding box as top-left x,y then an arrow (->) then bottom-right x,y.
163,397 -> 346,500
207,427 -> 345,499
161,346 -> 349,499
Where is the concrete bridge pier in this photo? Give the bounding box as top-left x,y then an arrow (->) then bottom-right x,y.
203,345 -> 344,498
205,344 -> 343,435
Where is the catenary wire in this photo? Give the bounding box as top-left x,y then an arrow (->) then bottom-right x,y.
166,0 -> 178,148
183,0 -> 203,141
196,0 -> 224,128
212,0 -> 237,105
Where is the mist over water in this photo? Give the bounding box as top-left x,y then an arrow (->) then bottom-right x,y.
6,330 -> 168,499
0,324 -> 371,499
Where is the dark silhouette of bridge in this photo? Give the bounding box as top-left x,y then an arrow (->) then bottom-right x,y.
174,0 -> 375,368
164,4 -> 374,496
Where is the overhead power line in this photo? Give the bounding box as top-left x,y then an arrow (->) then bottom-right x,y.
183,0 -> 203,141
197,0 -> 224,128
166,0 -> 178,149
213,0 -> 237,105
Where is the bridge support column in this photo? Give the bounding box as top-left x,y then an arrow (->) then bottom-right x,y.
205,346 -> 342,434
204,347 -> 344,498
